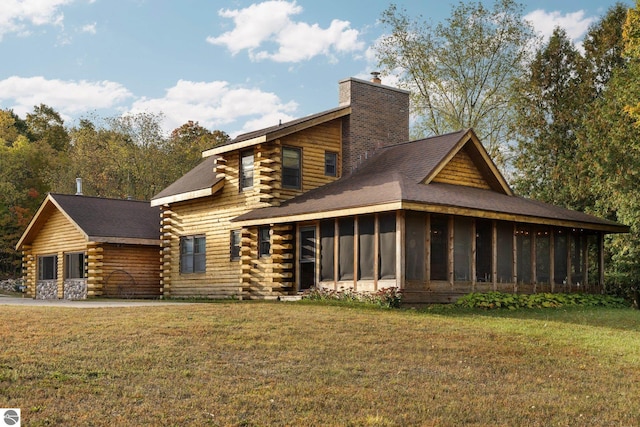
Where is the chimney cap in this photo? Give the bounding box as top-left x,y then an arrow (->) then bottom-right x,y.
370,71 -> 381,84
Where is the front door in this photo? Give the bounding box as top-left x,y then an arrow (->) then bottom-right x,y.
299,226 -> 316,291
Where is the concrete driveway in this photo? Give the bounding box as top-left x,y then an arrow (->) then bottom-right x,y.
0,294 -> 194,308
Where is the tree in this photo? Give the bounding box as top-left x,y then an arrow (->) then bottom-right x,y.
166,121 -> 229,177
574,1 -> 640,292
621,0 -> 640,124
511,28 -> 589,208
582,2 -> 629,98
375,0 -> 536,165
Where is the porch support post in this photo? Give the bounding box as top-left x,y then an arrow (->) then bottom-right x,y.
531,228 -> 537,293
582,233 -> 589,291
373,214 -> 379,291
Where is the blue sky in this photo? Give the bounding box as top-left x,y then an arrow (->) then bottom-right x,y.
0,0 -> 631,137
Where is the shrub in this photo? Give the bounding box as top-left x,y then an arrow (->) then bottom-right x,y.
302,286 -> 403,308
455,292 -> 628,310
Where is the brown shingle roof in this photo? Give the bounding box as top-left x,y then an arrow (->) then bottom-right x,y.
151,155 -> 220,201
234,131 -> 627,232
51,193 -> 160,241
16,193 -> 160,249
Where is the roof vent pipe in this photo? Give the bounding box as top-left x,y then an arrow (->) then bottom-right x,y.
370,71 -> 381,84
75,178 -> 83,196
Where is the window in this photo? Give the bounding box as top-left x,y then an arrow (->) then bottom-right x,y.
240,149 -> 254,190
325,151 -> 337,177
65,252 -> 85,279
282,147 -> 301,189
230,230 -> 242,260
38,255 -> 57,281
259,226 -> 271,257
180,236 -> 206,274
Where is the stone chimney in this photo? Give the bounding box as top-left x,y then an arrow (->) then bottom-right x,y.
338,75 -> 410,173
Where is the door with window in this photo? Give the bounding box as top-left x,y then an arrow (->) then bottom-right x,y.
299,226 -> 316,291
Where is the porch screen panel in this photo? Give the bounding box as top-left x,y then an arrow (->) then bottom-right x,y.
476,220 -> 492,283
496,222 -> 513,283
320,220 -> 335,281
430,215 -> 448,281
587,234 -> 600,287
570,231 -> 584,284
554,229 -> 568,285
406,211 -> 425,281
338,218 -> 354,280
536,228 -> 550,284
378,213 -> 396,279
358,215 -> 375,280
516,226 -> 532,284
454,217 -> 473,282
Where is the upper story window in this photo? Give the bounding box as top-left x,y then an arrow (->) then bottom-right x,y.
240,149 -> 254,190
180,235 -> 206,274
325,151 -> 338,177
38,255 -> 57,281
282,147 -> 301,189
65,252 -> 86,279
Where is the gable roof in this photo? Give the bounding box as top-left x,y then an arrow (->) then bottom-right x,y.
201,106 -> 351,157
16,193 -> 161,249
233,129 -> 627,233
151,155 -> 224,206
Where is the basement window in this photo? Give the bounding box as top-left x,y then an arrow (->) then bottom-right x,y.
180,235 -> 206,274
64,252 -> 86,279
38,255 -> 57,281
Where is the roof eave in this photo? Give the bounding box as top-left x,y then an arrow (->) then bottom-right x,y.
150,180 -> 225,207
202,107 -> 351,158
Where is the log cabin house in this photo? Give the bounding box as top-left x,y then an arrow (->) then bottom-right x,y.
16,192 -> 161,299
152,76 -> 628,303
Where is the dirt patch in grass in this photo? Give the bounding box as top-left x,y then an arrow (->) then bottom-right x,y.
1,302 -> 639,426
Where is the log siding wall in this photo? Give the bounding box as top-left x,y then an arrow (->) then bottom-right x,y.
162,119 -> 342,299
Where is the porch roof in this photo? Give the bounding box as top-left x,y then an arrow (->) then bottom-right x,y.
233,131 -> 628,233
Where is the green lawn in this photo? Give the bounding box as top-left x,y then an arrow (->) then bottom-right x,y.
1,301 -> 638,426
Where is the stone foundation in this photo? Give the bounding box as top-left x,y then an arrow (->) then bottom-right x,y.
36,280 -> 57,299
64,280 -> 87,300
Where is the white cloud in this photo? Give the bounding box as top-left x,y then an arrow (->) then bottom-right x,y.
0,76 -> 133,119
524,9 -> 596,45
0,0 -> 76,41
128,79 -> 298,135
81,22 -> 96,34
206,0 -> 364,63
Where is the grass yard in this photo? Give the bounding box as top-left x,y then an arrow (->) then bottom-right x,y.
1,301 -> 639,426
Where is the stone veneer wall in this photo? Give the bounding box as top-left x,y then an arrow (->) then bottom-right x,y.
339,77 -> 410,174
36,280 -> 57,299
64,279 -> 88,300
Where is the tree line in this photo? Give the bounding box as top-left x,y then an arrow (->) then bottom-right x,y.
0,109 -> 228,277
377,0 -> 640,294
